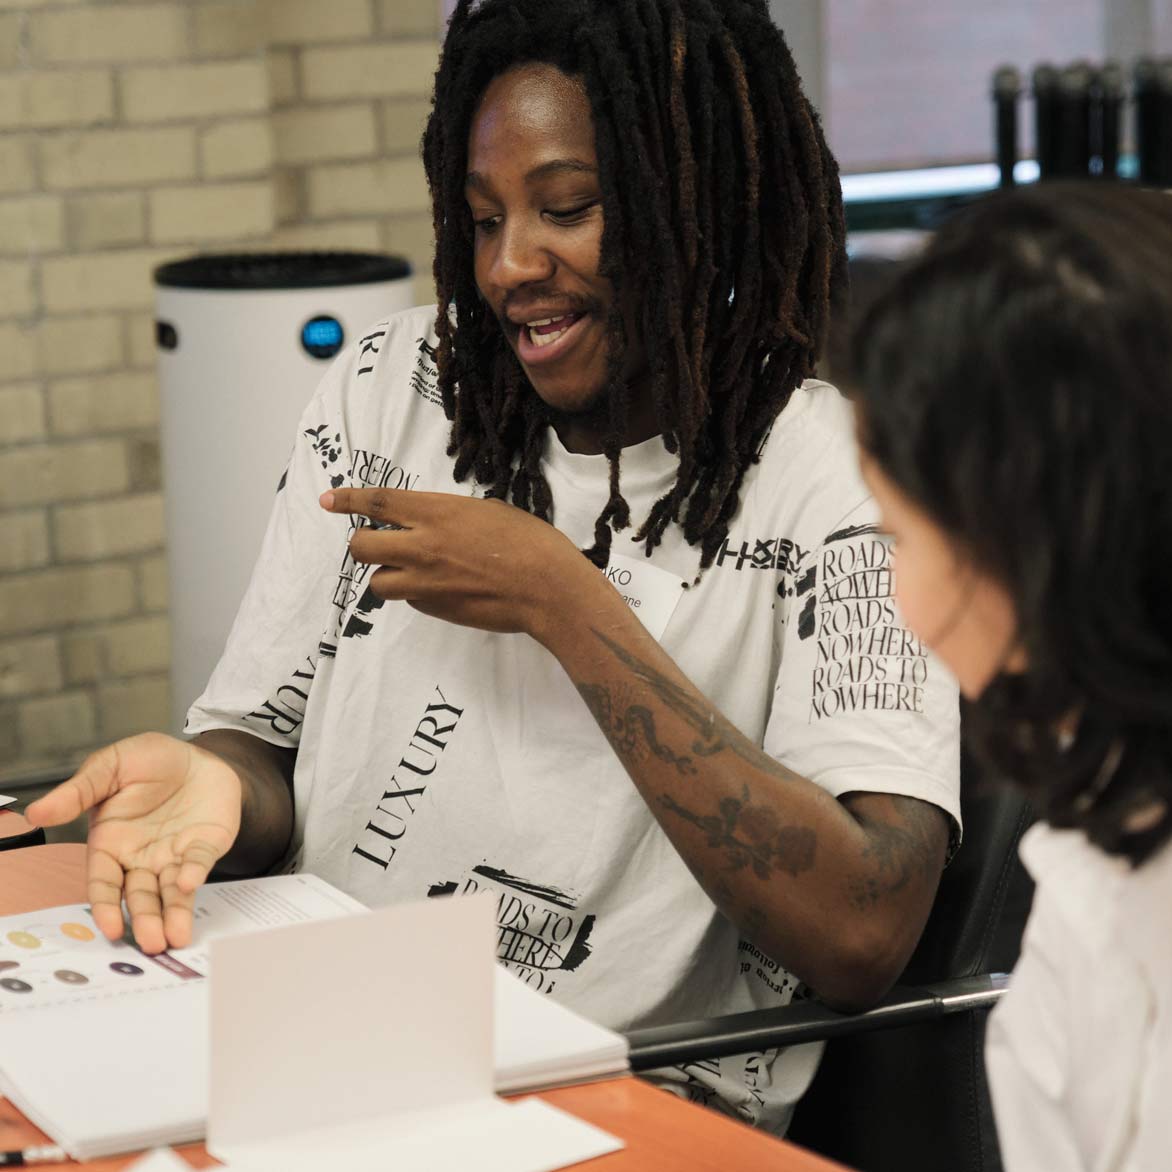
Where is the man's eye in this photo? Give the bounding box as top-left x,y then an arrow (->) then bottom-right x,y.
547,202 -> 597,224
472,214 -> 501,233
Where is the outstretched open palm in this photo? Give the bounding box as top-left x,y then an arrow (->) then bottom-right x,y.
26,732 -> 242,954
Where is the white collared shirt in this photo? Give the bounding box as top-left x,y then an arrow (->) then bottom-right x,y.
986,822 -> 1172,1171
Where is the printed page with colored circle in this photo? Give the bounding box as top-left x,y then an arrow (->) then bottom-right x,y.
0,874 -> 365,1015
0,874 -> 367,1160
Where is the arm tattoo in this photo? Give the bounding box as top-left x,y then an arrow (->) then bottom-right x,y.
575,628 -> 817,882
588,628 -> 801,779
576,682 -> 697,775
660,787 -> 816,880
843,796 -> 947,910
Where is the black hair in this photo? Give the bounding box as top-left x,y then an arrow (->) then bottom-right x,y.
422,0 -> 846,568
853,182 -> 1172,866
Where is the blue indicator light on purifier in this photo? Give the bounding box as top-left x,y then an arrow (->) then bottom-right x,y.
301,315 -> 344,359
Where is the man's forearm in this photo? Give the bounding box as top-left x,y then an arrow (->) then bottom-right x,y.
193,729 -> 296,877
535,579 -> 947,1009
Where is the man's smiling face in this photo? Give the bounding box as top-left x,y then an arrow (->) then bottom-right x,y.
466,62 -> 622,426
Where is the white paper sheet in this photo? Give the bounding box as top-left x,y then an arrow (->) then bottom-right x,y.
121,1148 -> 199,1172
218,1098 -> 623,1172
208,891 -> 496,1153
0,795 -> 17,808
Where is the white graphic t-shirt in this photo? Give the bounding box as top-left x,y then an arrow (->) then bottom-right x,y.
188,305 -> 961,1131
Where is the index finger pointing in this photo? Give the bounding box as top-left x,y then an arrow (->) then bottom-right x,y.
320,486 -> 435,526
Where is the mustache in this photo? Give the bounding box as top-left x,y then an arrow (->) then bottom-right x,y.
496,289 -> 604,325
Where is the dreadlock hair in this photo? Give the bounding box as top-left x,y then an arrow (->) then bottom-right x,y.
422,0 -> 847,569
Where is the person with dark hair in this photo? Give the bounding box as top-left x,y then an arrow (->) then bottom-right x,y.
851,181 -> 1172,1169
28,0 -> 959,1129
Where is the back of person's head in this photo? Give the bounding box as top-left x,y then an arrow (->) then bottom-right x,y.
852,182 -> 1172,866
422,0 -> 846,568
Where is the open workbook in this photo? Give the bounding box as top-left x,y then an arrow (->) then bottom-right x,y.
0,874 -> 629,1161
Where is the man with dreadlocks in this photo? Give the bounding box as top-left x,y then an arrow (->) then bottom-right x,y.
29,0 -> 959,1132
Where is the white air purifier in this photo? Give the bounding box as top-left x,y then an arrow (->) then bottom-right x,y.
155,252 -> 416,734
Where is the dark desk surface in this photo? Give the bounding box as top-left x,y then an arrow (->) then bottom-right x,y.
0,844 -> 850,1171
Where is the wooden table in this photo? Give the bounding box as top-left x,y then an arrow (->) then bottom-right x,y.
0,845 -> 849,1171
0,808 -> 44,850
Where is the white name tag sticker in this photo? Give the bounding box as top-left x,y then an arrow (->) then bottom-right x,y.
602,552 -> 685,641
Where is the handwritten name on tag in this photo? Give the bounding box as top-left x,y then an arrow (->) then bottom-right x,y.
602,553 -> 685,641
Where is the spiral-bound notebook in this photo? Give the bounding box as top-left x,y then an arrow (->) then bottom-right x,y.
0,874 -> 628,1163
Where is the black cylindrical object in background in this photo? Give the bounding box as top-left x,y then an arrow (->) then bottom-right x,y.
1134,58 -> 1162,185
1056,62 -> 1093,178
1160,60 -> 1172,187
993,66 -> 1021,187
1033,64 -> 1060,179
1095,62 -> 1124,179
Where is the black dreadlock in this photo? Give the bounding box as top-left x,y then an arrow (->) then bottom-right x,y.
422,0 -> 847,569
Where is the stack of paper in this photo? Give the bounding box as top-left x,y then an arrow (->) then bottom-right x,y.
0,875 -> 629,1167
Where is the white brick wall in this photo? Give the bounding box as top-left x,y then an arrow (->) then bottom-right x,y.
1,0 -> 440,786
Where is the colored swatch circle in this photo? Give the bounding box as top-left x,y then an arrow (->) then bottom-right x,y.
61,922 -> 95,942
109,962 -> 144,977
6,931 -> 40,950
54,969 -> 89,985
0,978 -> 32,993
0,960 -> 18,973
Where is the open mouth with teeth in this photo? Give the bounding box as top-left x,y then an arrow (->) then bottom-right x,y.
515,311 -> 589,365
527,314 -> 579,347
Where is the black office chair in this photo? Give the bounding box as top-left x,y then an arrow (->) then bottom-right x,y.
626,754 -> 1034,1172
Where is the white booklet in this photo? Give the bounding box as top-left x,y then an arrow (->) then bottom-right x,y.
0,795 -> 17,809
0,874 -> 627,1165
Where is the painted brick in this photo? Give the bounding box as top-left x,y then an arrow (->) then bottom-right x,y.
29,5 -> 188,64
99,615 -> 170,676
0,705 -> 17,763
0,321 -> 37,381
0,195 -> 66,255
68,192 -> 146,251
0,509 -> 50,573
262,0 -> 373,45
273,104 -> 377,165
126,313 -> 156,370
149,181 -> 274,244
0,438 -> 130,509
0,70 -> 115,130
127,435 -> 161,493
274,169 -> 303,224
267,48 -> 298,106
0,138 -> 35,195
137,553 -> 169,612
121,61 -> 268,123
200,118 -> 274,179
381,97 -> 430,156
41,248 -> 180,314
97,674 -> 170,742
41,127 -> 196,190
271,219 -> 383,252
376,0 -> 439,38
53,493 -> 165,562
19,691 -> 96,755
49,370 -> 158,437
0,383 -> 46,444
382,210 -> 433,266
301,43 -> 440,101
0,635 -> 63,699
0,261 -> 36,318
0,15 -> 20,70
193,1 -> 266,59
307,158 -> 430,218
0,562 -> 137,637
37,314 -> 124,376
62,632 -> 101,685
382,213 -> 433,303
